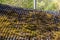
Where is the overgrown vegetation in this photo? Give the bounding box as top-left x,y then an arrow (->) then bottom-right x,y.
0,0 -> 59,10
